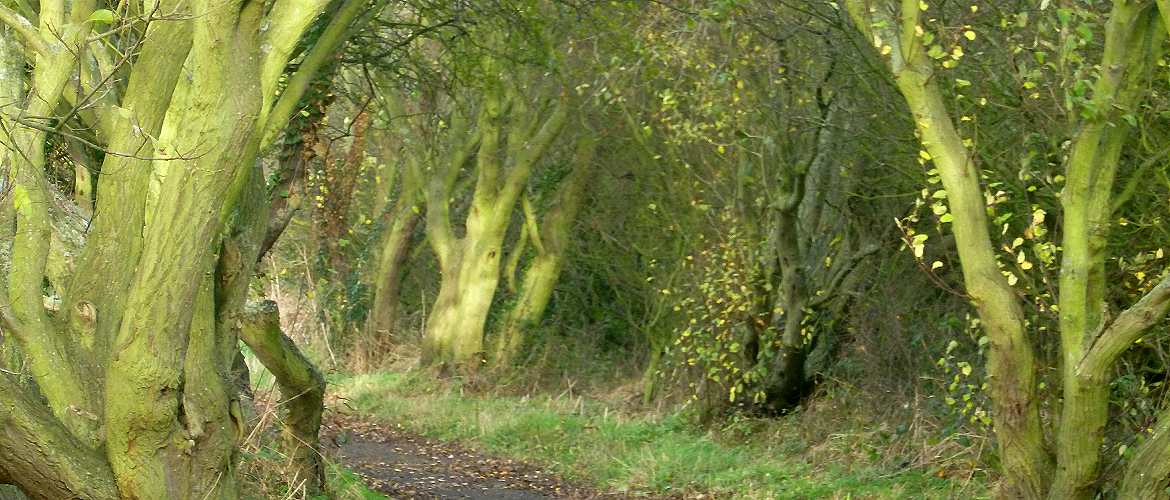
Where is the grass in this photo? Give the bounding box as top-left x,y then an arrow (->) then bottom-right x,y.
331,371 -> 987,499
322,463 -> 387,500
238,442 -> 387,500
237,433 -> 387,500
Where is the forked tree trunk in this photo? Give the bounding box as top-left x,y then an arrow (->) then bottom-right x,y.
421,84 -> 568,371
493,137 -> 596,367
0,0 -> 369,495
424,225 -> 508,368
102,2 -> 267,494
846,0 -> 1170,497
754,97 -> 837,413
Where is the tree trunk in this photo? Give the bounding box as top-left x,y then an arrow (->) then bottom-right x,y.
493,138 -> 595,367
762,206 -> 808,412
102,2 -> 266,496
62,2 -> 193,385
423,228 -> 506,370
495,253 -> 558,365
1120,404 -> 1170,499
366,160 -> 423,340
239,300 -> 327,495
845,3 -> 1051,496
0,0 -> 363,496
0,486 -> 27,500
0,373 -> 117,500
1049,5 -> 1160,498
421,87 -> 568,371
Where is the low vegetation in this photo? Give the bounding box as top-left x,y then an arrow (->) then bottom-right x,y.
331,371 -> 983,499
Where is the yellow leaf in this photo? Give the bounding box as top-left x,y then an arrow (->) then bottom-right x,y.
964,30 -> 976,41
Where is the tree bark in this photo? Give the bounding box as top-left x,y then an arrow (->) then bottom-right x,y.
366,202 -> 421,339
103,2 -> 265,496
0,373 -> 117,500
493,137 -> 596,367
1049,5 -> 1161,497
239,300 -> 327,495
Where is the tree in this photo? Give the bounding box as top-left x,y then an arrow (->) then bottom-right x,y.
848,0 -> 1170,496
0,0 -> 375,496
613,3 -> 898,414
420,77 -> 568,370
492,134 -> 597,367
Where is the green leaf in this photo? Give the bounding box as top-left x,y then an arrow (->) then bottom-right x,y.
88,9 -> 116,24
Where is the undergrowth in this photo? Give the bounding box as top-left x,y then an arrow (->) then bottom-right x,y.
239,446 -> 385,500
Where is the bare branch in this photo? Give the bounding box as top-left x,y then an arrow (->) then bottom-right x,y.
1079,270 -> 1170,380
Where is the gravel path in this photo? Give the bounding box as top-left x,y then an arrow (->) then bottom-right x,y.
323,414 -> 624,499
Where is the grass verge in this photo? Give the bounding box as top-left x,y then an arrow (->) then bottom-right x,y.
331,371 -> 986,499
238,438 -> 387,500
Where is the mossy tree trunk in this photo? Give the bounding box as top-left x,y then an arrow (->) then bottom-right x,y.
364,88 -> 425,341
739,92 -> 868,413
0,0 -> 372,496
239,300 -> 327,494
422,78 -> 569,372
367,150 -> 423,340
848,0 -> 1170,496
492,136 -> 597,367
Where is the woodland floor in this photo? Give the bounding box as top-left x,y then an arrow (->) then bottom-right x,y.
323,413 -> 634,499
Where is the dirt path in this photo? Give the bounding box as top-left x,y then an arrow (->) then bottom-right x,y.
323,414 -> 622,499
